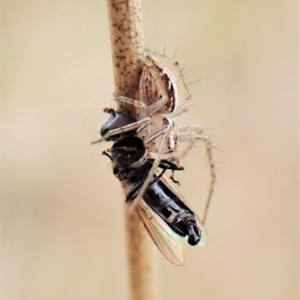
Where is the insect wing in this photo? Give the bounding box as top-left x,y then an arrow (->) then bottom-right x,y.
135,200 -> 184,266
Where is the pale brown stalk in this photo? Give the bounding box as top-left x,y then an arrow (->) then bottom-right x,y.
105,1 -> 158,299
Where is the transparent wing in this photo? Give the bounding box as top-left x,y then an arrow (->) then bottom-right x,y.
135,200 -> 184,266
160,174 -> 208,247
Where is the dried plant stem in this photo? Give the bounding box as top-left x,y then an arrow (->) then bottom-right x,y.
106,1 -> 158,300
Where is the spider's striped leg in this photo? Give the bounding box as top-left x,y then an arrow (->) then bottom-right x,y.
179,132 -> 216,225
114,96 -> 147,109
166,103 -> 191,118
178,125 -> 204,137
115,96 -> 169,119
200,135 -> 215,225
127,124 -> 171,215
145,118 -> 179,153
91,117 -> 151,144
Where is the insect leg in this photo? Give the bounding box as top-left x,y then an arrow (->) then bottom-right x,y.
157,159 -> 184,171
169,171 -> 180,185
102,150 -> 113,161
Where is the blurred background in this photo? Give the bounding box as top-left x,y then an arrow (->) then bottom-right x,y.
1,0 -> 298,299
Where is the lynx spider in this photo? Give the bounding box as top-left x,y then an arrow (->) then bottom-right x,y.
94,50 -> 215,223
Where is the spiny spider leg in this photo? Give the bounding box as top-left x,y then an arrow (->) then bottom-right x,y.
91,117 -> 151,144
201,136 -> 215,225
167,103 -> 191,118
149,130 -> 216,225
145,98 -> 171,116
178,124 -> 204,134
164,118 -> 179,152
177,125 -> 207,141
148,127 -> 207,161
145,125 -> 168,145
127,124 -> 171,215
178,133 -> 216,225
114,96 -> 147,109
115,96 -> 170,118
145,118 -> 179,155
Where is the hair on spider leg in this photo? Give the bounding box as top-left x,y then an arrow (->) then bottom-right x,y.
187,78 -> 202,86
172,48 -> 178,60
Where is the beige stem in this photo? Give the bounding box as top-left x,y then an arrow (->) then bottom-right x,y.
105,1 -> 158,299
